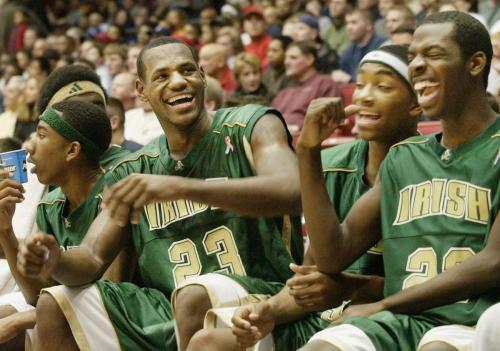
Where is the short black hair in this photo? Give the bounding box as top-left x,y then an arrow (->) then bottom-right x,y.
106,97 -> 125,126
52,100 -> 111,163
38,64 -> 108,113
420,11 -> 492,88
136,36 -> 199,81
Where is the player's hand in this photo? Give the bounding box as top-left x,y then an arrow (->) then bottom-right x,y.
0,312 -> 28,343
231,301 -> 276,348
287,263 -> 346,312
102,174 -> 184,226
334,301 -> 383,325
17,232 -> 61,279
0,176 -> 24,231
297,98 -> 361,150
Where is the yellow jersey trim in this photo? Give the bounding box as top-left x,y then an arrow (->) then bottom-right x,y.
323,167 -> 358,173
109,151 -> 160,172
390,138 -> 429,149
38,198 -> 65,206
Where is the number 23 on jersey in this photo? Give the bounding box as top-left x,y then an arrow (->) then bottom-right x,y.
168,226 -> 247,287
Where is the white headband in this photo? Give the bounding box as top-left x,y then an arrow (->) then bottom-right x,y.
360,50 -> 410,85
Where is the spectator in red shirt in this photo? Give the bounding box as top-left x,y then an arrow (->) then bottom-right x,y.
7,9 -> 28,54
242,6 -> 272,70
198,43 -> 237,94
272,41 -> 340,132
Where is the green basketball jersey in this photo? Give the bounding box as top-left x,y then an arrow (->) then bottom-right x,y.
322,140 -> 384,276
100,145 -> 131,171
379,117 -> 500,325
105,104 -> 304,298
36,176 -> 106,249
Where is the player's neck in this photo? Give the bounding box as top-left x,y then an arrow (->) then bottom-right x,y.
166,110 -> 214,160
365,141 -> 391,187
440,95 -> 497,149
60,167 -> 103,212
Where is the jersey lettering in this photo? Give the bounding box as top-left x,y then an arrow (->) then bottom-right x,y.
394,179 -> 491,225
145,200 -> 210,230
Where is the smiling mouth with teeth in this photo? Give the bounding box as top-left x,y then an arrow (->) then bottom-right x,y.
166,94 -> 194,105
358,113 -> 381,120
414,81 -> 440,96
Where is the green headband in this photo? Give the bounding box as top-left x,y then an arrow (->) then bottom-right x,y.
39,107 -> 103,161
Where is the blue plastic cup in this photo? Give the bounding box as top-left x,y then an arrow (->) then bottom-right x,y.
0,149 -> 28,183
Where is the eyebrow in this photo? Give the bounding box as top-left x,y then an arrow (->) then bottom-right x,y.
152,61 -> 196,74
409,43 -> 446,54
374,68 -> 398,78
37,125 -> 48,132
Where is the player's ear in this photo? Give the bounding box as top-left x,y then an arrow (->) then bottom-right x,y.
136,79 -> 148,103
199,65 -> 207,88
66,141 -> 81,162
467,51 -> 487,81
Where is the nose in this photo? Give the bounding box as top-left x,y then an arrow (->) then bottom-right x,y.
23,135 -> 35,155
168,70 -> 187,90
353,85 -> 374,106
408,54 -> 425,78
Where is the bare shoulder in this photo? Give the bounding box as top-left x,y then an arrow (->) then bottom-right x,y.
251,112 -> 290,147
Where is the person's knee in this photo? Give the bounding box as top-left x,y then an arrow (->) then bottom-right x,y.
174,285 -> 212,319
35,293 -> 63,321
186,329 -> 219,351
299,340 -> 341,351
419,341 -> 457,351
477,303 -> 500,328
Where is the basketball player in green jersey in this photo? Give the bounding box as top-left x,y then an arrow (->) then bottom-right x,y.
16,37 -> 303,351
186,44 -> 421,351
0,101 -> 133,350
0,65 -> 131,350
278,11 -> 497,351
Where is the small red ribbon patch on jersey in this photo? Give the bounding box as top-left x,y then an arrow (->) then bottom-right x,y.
225,136 -> 234,154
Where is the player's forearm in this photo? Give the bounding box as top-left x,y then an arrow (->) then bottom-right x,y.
52,210 -> 125,286
381,247 -> 500,314
51,247 -> 106,286
296,145 -> 347,274
5,310 -> 37,332
342,273 -> 384,304
0,228 -> 50,305
268,286 -> 310,325
180,175 -> 302,216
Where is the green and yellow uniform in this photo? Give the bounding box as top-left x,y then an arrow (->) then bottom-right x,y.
71,104 -> 303,350
323,139 -> 384,276
343,118 -> 500,350
99,145 -> 131,171
36,176 -> 106,249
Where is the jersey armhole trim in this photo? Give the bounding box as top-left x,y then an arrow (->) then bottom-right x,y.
323,167 -> 358,173
243,136 -> 256,173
